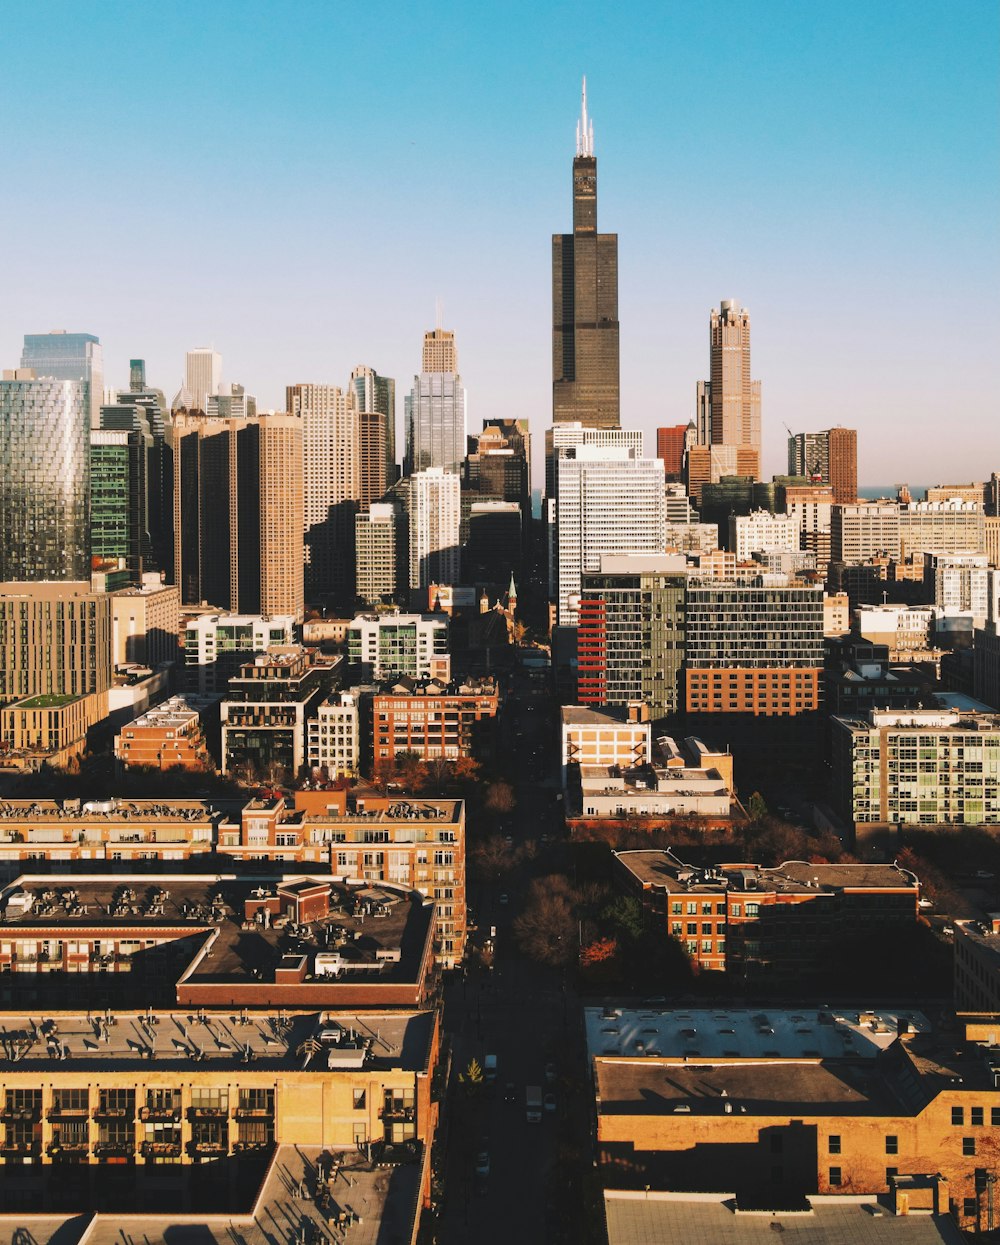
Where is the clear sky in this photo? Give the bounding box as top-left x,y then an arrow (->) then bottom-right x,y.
1,0 -> 997,489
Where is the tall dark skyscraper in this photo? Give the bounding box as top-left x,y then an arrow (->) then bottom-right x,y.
552,80 -> 620,428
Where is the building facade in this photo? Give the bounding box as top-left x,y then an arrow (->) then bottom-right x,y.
787,427 -> 858,504
372,677 -> 498,765
347,613 -> 450,682
831,503 -> 901,564
0,582 -> 112,703
403,372 -> 467,477
355,502 -> 407,606
306,691 -> 361,779
182,614 -> 297,696
407,468 -> 461,590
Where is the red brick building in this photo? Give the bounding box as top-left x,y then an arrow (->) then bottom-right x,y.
372,676 -> 499,765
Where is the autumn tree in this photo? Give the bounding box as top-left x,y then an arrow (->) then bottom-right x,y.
485,781 -> 516,815
513,876 -> 577,968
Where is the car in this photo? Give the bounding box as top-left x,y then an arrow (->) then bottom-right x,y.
543,1092 -> 556,1113
475,1143 -> 490,1177
503,1081 -> 516,1103
504,835 -> 513,846
918,898 -> 934,910
499,893 -> 509,906
942,925 -> 955,936
544,1061 -> 556,1083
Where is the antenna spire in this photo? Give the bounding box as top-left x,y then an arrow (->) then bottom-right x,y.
576,76 -> 594,157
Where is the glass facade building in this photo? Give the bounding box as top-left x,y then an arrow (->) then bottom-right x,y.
404,373 -> 466,476
20,331 -> 102,426
0,376 -> 90,581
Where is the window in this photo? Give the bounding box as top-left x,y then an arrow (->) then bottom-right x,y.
964,1198 -> 978,1218
971,1107 -> 983,1126
952,1106 -> 964,1126
353,1090 -> 366,1110
746,903 -> 760,916
992,1107 -> 1000,1127
963,1137 -> 976,1156
829,1167 -> 842,1187
886,1167 -> 898,1185
885,1135 -> 898,1155
828,1135 -> 841,1155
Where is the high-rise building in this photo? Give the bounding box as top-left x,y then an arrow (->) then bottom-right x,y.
404,371 -> 467,476
465,420 -> 531,512
552,81 -> 620,428
408,468 -> 461,590
286,383 -> 360,601
787,428 -> 858,504
555,446 -> 666,625
578,554 -> 688,717
696,301 -> 761,481
728,510 -> 801,563
206,383 -> 255,420
0,581 -> 112,702
359,411 -> 387,508
545,423 -> 643,498
466,501 -> 523,585
0,373 -> 90,581
347,612 -> 450,681
90,428 -> 146,579
924,552 -> 991,623
656,425 -> 691,482
899,500 -> 985,559
831,503 -> 902,564
355,501 -> 407,606
174,412 -> 304,619
184,348 -> 222,412
113,372 -> 173,578
20,331 -> 103,427
421,329 -> 457,374
351,364 -> 396,484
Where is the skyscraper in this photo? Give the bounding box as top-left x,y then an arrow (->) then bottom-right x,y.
0,373 -> 90,581
701,300 -> 761,481
404,366 -> 466,476
184,347 -> 222,412
656,425 -> 691,482
421,329 -> 457,374
350,364 -> 396,483
286,383 -> 361,601
552,80 -> 620,428
787,427 -> 858,504
408,468 -> 461,589
174,412 -> 304,618
20,331 -> 103,428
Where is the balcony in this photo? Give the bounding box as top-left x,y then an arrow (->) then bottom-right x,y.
93,1107 -> 131,1119
189,1106 -> 227,1119
94,1141 -> 134,1157
190,1140 -> 228,1156
1,1107 -> 40,1122
141,1141 -> 181,1158
380,1106 -> 416,1123
47,1141 -> 89,1156
234,1107 -> 274,1120
47,1107 -> 89,1121
139,1106 -> 180,1123
233,1140 -> 271,1152
2,1141 -> 41,1157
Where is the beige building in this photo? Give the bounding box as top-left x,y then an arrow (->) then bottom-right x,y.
111,576 -> 180,668
824,591 -> 850,636
561,704 -> 650,787
698,300 -> 762,482
0,581 -> 112,703
832,503 -> 901,564
899,500 -> 985,559
421,327 -> 458,373
983,514 -> 999,567
0,690 -> 108,766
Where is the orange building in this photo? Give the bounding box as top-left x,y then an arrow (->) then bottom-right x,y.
114,696 -> 218,772
372,676 -> 499,765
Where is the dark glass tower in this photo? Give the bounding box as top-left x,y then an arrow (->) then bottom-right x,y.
552,80 -> 620,428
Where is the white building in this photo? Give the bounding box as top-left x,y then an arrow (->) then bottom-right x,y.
356,502 -> 405,606
408,468 -> 461,590
831,502 -> 901,564
560,705 -> 651,790
404,372 -> 466,475
307,690 -> 361,778
184,347 -> 222,412
856,604 -> 936,653
924,552 -> 991,623
182,614 -> 297,695
545,423 -> 644,497
555,446 -> 666,625
347,612 -> 450,681
729,509 -> 800,562
900,499 -> 986,558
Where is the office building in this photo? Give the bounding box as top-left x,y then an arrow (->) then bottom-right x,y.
465,501 -> 522,584
0,581 -> 112,703
684,578 -> 825,715
372,676 -> 499,765
221,647 -> 327,780
578,554 -> 688,717
787,427 -> 858,504
206,381 -> 255,420
351,364 -> 396,483
286,383 -> 360,601
545,422 -> 643,498
899,500 -> 986,559
174,412 -> 304,619
109,379 -> 174,578
307,690 -> 361,779
0,373 -> 90,581
552,81 -> 620,428
182,613 -> 297,696
184,346 -> 222,412
985,515 -> 1000,566
346,613 -> 450,682
555,446 -> 666,625
404,371 -> 467,476
110,577 -> 180,669
90,428 -> 146,579
20,330 -> 102,427
561,704 -> 651,789
695,301 -> 761,481
729,510 -> 800,563
359,410 -> 387,507
408,468 -> 461,590
832,502 -> 901,564
925,553 -> 990,622
421,328 -> 457,373
656,424 -> 691,482
832,708 -> 1000,831
782,483 -> 834,573
465,419 -> 531,514
355,501 -> 407,606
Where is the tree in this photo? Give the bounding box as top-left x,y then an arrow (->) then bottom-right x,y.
513,877 -> 577,968
485,781 -> 517,815
459,1057 -> 484,1094
600,896 -> 645,943
748,791 -> 769,823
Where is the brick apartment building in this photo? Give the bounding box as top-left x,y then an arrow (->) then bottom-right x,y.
372,675 -> 498,766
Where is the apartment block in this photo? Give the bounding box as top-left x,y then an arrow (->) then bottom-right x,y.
355,502 -> 406,606
110,578 -> 180,669
347,613 -> 449,682
114,695 -> 217,772
561,704 -> 651,788
306,690 -> 361,779
729,509 -> 800,562
899,500 -> 985,559
182,614 -> 297,696
220,647 -> 328,779
832,503 -> 901,564
0,581 -> 112,703
372,676 -> 498,765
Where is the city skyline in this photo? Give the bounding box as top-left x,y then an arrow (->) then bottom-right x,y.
0,2 -> 996,488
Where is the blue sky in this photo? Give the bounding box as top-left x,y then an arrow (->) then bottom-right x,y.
1,0 -> 997,488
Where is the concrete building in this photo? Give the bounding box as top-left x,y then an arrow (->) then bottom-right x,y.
354,501 -> 406,607
832,503 -> 901,564
729,509 -> 800,562
900,500 -> 986,559
173,412 -> 304,619
973,575 -> 1000,709
306,690 -> 361,779
372,676 -> 498,766
953,916 -> 1000,1014
407,468 -> 461,590
824,592 -> 850,636
925,552 -> 991,623
699,300 -> 762,482
286,383 -> 360,601
856,604 -> 937,655
184,346 -> 222,412
577,554 -> 688,717
0,581 -> 112,703
544,423 -> 643,499
465,500 -> 522,585
561,704 -> 651,789
552,82 -> 619,428
832,708 -> 1000,832
114,695 -> 218,771
787,427 -> 858,504
350,363 -> 396,485
205,381 -> 255,420
683,577 -> 825,716
555,445 -> 666,625
347,613 -> 450,682
182,614 -> 297,696
110,577 -> 180,669
615,850 -> 919,977
587,1004 -> 998,1234
221,647 -> 328,779
684,446 -> 761,507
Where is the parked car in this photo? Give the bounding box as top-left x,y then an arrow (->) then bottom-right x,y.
543,1092 -> 557,1113
544,1061 -> 557,1083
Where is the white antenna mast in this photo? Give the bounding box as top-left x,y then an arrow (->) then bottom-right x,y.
576,76 -> 594,157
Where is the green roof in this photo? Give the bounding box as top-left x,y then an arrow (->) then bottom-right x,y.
12,694 -> 81,710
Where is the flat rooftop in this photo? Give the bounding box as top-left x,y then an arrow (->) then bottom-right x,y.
585,1006 -> 929,1064
604,1191 -> 964,1245
562,705 -> 639,727
0,797 -> 218,823
616,852 -> 916,895
0,1008 -> 434,1074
